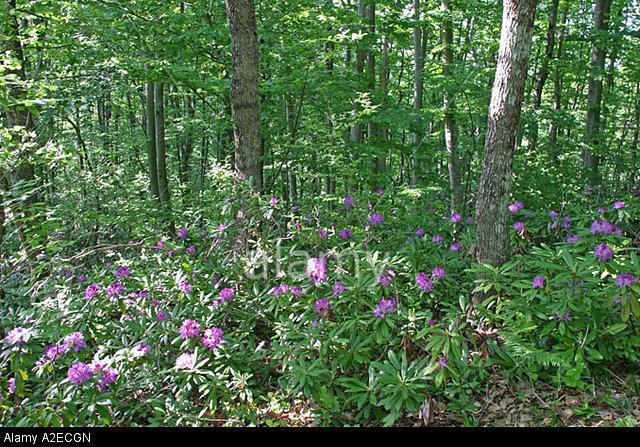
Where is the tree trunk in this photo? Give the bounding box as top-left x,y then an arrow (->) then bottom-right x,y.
225,0 -> 263,192
584,0 -> 612,187
411,0 -> 423,185
441,0 -> 461,213
476,0 -> 537,268
154,82 -> 172,220
145,79 -> 160,200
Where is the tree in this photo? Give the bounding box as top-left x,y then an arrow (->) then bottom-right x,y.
145,78 -> 160,200
411,0 -> 423,185
584,0 -> 612,187
225,0 -> 262,192
476,0 -> 537,268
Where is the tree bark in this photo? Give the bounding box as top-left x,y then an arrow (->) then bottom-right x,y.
145,79 -> 160,200
154,82 -> 172,216
476,0 -> 537,268
411,0 -> 423,185
225,0 -> 263,192
441,0 -> 461,213
584,0 -> 612,187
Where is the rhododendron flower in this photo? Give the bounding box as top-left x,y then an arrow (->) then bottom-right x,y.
549,210 -> 559,219
375,188 -> 384,196
415,228 -> 425,238
343,195 -> 355,208
271,284 -> 290,296
219,288 -> 235,302
332,281 -> 345,297
616,273 -> 638,288
291,286 -> 303,297
450,213 -> 462,223
156,311 -> 167,321
91,362 -> 117,392
613,201 -> 625,209
378,273 -> 392,287
68,362 -> 93,385
131,343 -> 152,358
186,245 -> 197,255
416,272 -> 433,292
85,284 -> 101,300
179,319 -> 200,339
318,229 -> 328,240
373,296 -> 397,319
44,343 -> 65,361
178,280 -> 192,293
338,228 -> 352,239
269,197 -> 278,206
106,283 -> 124,297
369,213 -> 383,225
202,327 -> 226,351
114,266 -> 131,279
7,378 -> 15,394
532,276 -> 545,289
431,267 -> 446,281
63,332 -> 86,352
594,243 -> 614,262
307,257 -> 327,285
4,327 -> 29,345
513,221 -> 525,232
508,201 -> 523,213
432,234 -> 444,244
314,298 -> 332,319
175,352 -> 196,370
76,274 -> 88,283
566,234 -> 582,244
449,241 -> 463,252
561,215 -> 571,229
177,227 -> 188,239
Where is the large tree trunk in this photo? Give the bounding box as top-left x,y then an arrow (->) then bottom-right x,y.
411,0 -> 423,185
584,0 -> 612,187
225,0 -> 263,192
145,79 -> 160,200
350,0 -> 366,146
476,0 -> 537,268
441,0 -> 461,213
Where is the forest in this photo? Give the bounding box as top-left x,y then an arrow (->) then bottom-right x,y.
1,0 -> 640,428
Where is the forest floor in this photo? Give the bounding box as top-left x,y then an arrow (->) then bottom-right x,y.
248,372 -> 640,427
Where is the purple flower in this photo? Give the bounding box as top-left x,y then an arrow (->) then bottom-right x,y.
76,274 -> 88,283
114,266 -> 131,279
513,221 -> 525,232
332,281 -> 345,297
318,229 -> 328,240
561,215 -> 571,229
508,201 -> 524,213
131,343 -> 152,358
218,223 -> 229,232
438,356 -> 448,368
369,213 -> 383,225
44,343 -> 65,361
186,245 -> 197,255
450,213 -> 462,223
431,267 -> 446,281
591,219 -> 615,235
106,283 -> 124,297
532,276 -> 546,289
175,352 -> 196,370
269,197 -> 278,206
156,311 -> 167,321
291,286 -> 303,297
416,272 -> 433,292
7,378 -> 15,394
177,227 -> 188,239
271,284 -> 290,296
428,319 -> 436,326
314,298 -> 332,319
179,319 -> 200,339
613,201 -> 625,209
449,241 -> 463,252
549,210 -> 559,219
343,195 -> 356,209
566,234 -> 582,244
594,243 -> 614,262
219,288 -> 235,302
307,257 -> 327,285
68,362 -> 93,385
62,332 -> 86,352
432,234 -> 444,244
178,280 -> 192,293
155,241 -> 166,249
415,228 -> 425,238
616,273 -> 638,288
202,327 -> 226,351
375,188 -> 384,196
598,207 -> 607,214
373,296 -> 397,319
4,327 -> 29,345
91,362 -> 117,392
85,284 -> 101,300
338,228 -> 353,239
